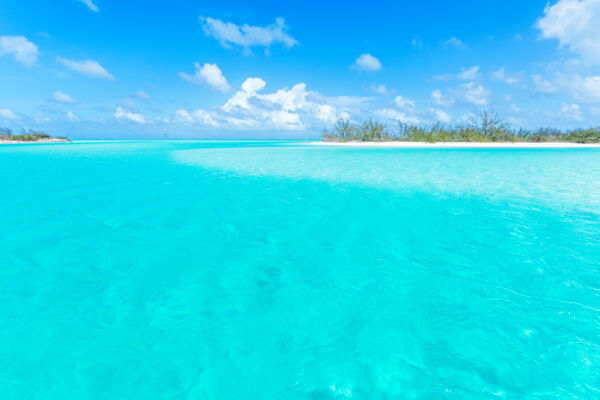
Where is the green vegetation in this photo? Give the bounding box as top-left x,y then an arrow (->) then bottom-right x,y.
0,128 -> 68,142
323,112 -> 600,144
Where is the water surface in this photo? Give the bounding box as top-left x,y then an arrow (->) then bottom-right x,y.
1,140 -> 599,399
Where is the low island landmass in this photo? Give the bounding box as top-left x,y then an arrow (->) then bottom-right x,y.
315,112 -> 600,147
0,128 -> 70,144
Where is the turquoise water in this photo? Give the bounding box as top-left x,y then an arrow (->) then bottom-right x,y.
1,140 -> 600,399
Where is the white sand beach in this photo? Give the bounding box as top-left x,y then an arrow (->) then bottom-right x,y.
0,138 -> 70,144
309,141 -> 600,148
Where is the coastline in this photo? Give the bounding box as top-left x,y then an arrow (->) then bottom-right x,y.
0,138 -> 70,144
309,141 -> 600,148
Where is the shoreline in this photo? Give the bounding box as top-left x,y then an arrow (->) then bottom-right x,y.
0,138 -> 70,144
309,141 -> 600,148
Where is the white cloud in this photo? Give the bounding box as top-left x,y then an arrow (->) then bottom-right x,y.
560,102 -> 583,121
492,68 -> 520,85
0,35 -> 38,66
57,57 -> 115,80
201,17 -> 298,51
536,0 -> 600,64
223,78 -> 309,129
432,109 -> 452,123
66,110 -> 80,122
434,66 -> 481,81
411,37 -> 424,48
457,66 -> 481,80
314,104 -> 338,122
395,95 -> 415,109
370,84 -> 393,95
135,90 -> 150,102
175,109 -> 194,124
531,74 -> 559,93
52,91 -> 77,104
114,107 -> 147,124
175,109 -> 218,126
242,77 -> 267,93
431,89 -> 454,106
180,62 -> 230,92
570,75 -> 600,102
192,110 -> 219,126
0,108 -> 19,120
353,54 -> 382,71
177,78 -> 356,131
460,82 -> 490,106
374,108 -> 419,124
76,0 -> 99,12
222,77 -> 267,112
443,37 -> 466,49
531,72 -> 600,102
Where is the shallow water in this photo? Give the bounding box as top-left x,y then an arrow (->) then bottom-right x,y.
1,140 -> 599,399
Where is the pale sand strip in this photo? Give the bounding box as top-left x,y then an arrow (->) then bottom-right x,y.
308,141 -> 600,148
0,138 -> 70,144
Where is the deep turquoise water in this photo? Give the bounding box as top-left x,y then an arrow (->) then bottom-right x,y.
1,140 -> 600,399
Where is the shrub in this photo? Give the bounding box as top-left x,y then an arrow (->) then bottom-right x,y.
322,114 -> 600,144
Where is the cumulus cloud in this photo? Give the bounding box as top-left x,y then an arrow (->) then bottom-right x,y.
374,108 -> 419,124
491,68 -> 520,85
531,72 -> 600,102
569,75 -> 600,102
222,78 -> 312,129
435,66 -> 481,81
353,53 -> 382,71
52,91 -> 77,104
395,95 -> 415,108
114,107 -> 147,124
536,0 -> 600,64
370,84 -> 393,95
176,78 -> 356,131
56,57 -> 115,80
175,109 -> 194,124
0,35 -> 38,66
560,102 -> 583,121
175,109 -> 219,126
135,90 -> 150,102
179,62 -> 230,92
432,109 -> 452,123
0,108 -> 19,120
443,37 -> 466,49
460,82 -> 490,106
201,17 -> 298,51
76,0 -> 99,12
457,66 -> 481,80
66,110 -> 80,122
531,74 -> 559,94
431,89 -> 454,106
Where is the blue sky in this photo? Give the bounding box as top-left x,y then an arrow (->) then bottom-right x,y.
1,0 -> 600,138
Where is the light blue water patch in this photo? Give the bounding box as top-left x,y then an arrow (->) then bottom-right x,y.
1,140 -> 599,399
173,144 -> 600,214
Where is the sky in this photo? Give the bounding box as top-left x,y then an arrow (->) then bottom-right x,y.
1,0 -> 600,139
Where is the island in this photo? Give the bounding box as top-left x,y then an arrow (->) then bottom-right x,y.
0,128 -> 70,144
318,112 -> 600,146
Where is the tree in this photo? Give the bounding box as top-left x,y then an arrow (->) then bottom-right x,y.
470,111 -> 510,141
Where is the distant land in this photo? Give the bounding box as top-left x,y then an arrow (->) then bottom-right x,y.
0,128 -> 70,144
322,112 -> 600,144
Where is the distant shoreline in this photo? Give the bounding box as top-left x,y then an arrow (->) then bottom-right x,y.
309,141 -> 600,148
0,138 -> 70,144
